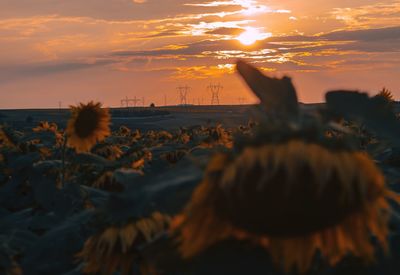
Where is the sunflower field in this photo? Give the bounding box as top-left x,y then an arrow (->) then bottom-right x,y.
1,61 -> 400,275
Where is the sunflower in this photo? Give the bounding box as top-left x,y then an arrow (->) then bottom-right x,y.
118,125 -> 131,136
33,121 -> 64,146
32,121 -> 58,132
94,145 -> 123,161
173,139 -> 400,273
76,212 -> 171,275
172,60 -> 400,274
201,124 -> 233,148
0,127 -> 15,148
375,87 -> 395,102
66,102 -> 111,153
91,171 -> 124,192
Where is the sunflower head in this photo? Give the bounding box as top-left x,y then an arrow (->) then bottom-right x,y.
0,127 -> 16,149
77,212 -> 171,275
375,87 -> 395,102
33,121 -> 58,132
118,125 -> 131,136
91,171 -> 125,192
66,101 -> 111,153
175,135 -> 399,273
94,144 -> 123,161
173,61 -> 400,274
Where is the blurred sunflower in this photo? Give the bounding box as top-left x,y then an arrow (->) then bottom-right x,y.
77,212 -> 171,275
173,138 -> 400,273
66,102 -> 111,153
173,61 -> 400,274
1,260 -> 22,275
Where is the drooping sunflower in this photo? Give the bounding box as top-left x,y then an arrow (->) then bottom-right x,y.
76,212 -> 171,275
172,60 -> 400,274
66,102 -> 111,153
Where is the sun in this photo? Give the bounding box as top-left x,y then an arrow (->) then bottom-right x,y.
237,27 -> 269,46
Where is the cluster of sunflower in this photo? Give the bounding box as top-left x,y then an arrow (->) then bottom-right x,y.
0,96 -> 244,274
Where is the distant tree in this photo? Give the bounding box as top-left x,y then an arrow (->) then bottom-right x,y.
150,103 -> 155,108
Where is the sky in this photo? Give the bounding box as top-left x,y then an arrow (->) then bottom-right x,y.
0,0 -> 399,109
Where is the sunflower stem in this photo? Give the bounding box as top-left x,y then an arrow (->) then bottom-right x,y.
61,134 -> 67,187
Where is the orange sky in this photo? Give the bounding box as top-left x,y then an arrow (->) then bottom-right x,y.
0,0 -> 399,108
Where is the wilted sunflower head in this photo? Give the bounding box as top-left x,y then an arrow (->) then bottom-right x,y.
173,61 -> 400,274
66,101 -> 111,153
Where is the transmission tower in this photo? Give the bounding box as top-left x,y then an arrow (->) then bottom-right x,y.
121,96 -> 142,108
177,85 -> 190,105
207,83 -> 223,105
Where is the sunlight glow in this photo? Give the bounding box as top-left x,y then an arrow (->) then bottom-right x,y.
236,27 -> 271,45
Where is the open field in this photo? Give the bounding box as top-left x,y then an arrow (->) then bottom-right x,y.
0,105 -> 255,132
1,99 -> 400,274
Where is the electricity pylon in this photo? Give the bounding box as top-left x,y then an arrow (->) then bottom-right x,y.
177,85 -> 190,105
207,83 -> 223,105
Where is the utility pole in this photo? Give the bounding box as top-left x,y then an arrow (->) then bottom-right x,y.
177,85 -> 190,105
164,94 -> 167,106
207,83 -> 223,105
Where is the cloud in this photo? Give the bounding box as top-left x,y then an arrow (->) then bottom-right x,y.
1,0 -> 400,108
331,2 -> 400,28
205,27 -> 243,35
0,59 -> 115,84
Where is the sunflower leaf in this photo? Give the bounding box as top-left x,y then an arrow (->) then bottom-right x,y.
74,153 -> 114,167
236,60 -> 299,118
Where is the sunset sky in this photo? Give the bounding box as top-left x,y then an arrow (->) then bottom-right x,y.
0,0 -> 399,109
